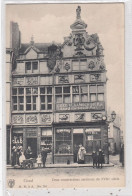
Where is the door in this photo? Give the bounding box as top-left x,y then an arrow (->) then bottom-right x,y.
73,134 -> 83,162
26,138 -> 37,158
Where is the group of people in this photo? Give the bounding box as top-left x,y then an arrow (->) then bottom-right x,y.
75,144 -> 104,168
12,146 -> 48,168
92,149 -> 104,168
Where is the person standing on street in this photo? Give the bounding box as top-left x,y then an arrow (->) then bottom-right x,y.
77,144 -> 86,164
41,147 -> 48,168
92,151 -> 97,168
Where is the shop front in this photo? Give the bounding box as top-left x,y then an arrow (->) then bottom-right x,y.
53,122 -> 108,164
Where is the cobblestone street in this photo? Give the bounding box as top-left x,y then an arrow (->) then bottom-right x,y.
7,155 -> 125,188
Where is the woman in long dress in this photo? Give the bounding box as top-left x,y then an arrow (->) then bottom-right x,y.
77,144 -> 86,164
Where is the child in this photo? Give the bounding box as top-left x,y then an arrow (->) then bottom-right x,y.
36,154 -> 42,168
19,152 -> 26,167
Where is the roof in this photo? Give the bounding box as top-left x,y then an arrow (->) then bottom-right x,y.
19,43 -> 52,54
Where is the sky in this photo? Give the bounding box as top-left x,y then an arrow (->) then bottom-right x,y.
6,3 -> 125,123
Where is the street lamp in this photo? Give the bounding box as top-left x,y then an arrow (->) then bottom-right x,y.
102,111 -> 116,164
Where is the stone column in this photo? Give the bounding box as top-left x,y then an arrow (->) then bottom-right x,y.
37,127 -> 41,155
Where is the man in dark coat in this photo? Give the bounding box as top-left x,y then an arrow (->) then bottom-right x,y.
92,151 -> 97,168
25,146 -> 32,159
41,147 -> 48,168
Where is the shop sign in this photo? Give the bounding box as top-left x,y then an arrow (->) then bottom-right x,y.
12,115 -> 24,124
12,78 -> 24,86
26,115 -> 38,124
75,113 -> 85,121
56,101 -> 105,111
26,131 -> 37,137
59,114 -> 70,122
12,136 -> 23,144
85,128 -> 100,134
26,77 -> 38,85
58,75 -> 69,83
74,74 -> 85,83
40,114 -> 52,124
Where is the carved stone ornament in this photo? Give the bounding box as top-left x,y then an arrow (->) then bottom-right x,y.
59,114 -> 70,122
59,75 -> 69,83
26,115 -> 38,124
47,45 -> 63,72
73,33 -> 85,51
41,114 -> 51,123
92,113 -> 103,120
64,63 -> 70,71
74,74 -> 85,83
26,77 -> 38,85
12,115 -> 24,124
75,113 -> 85,121
88,61 -> 95,70
90,74 -> 101,82
76,6 -> 81,19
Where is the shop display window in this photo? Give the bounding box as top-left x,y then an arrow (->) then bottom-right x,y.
55,129 -> 72,154
85,129 -> 101,153
41,128 -> 52,152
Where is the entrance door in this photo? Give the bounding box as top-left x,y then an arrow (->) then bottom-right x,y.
73,134 -> 83,162
26,138 -> 37,158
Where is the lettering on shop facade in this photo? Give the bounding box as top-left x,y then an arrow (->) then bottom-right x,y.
56,101 -> 105,111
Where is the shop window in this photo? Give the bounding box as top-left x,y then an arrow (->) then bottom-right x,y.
41,128 -> 52,152
55,129 -> 72,154
85,129 -> 101,153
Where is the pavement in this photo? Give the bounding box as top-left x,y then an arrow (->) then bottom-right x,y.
7,154 -> 123,169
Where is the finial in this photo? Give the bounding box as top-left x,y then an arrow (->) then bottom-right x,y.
76,6 -> 81,19
30,35 -> 34,45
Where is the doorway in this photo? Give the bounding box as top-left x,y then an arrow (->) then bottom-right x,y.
73,134 -> 83,162
26,138 -> 37,158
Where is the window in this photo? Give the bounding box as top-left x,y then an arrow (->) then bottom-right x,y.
40,87 -> 52,110
41,128 -> 52,152
55,129 -> 72,154
72,59 -> 87,71
12,88 -> 24,111
25,61 -> 38,73
89,85 -> 104,102
26,87 -> 38,111
85,129 -> 101,153
72,85 -> 88,103
55,86 -> 71,104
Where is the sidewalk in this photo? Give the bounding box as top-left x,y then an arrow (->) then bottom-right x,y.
7,162 -> 114,169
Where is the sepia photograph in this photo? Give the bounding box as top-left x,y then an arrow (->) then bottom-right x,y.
5,3 -> 125,189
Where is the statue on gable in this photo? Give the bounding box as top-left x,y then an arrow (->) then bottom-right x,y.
73,33 -> 85,50
76,6 -> 81,19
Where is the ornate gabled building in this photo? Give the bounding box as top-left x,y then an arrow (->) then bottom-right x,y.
7,6 -> 108,164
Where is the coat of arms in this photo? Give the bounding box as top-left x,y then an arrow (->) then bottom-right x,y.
8,179 -> 15,188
